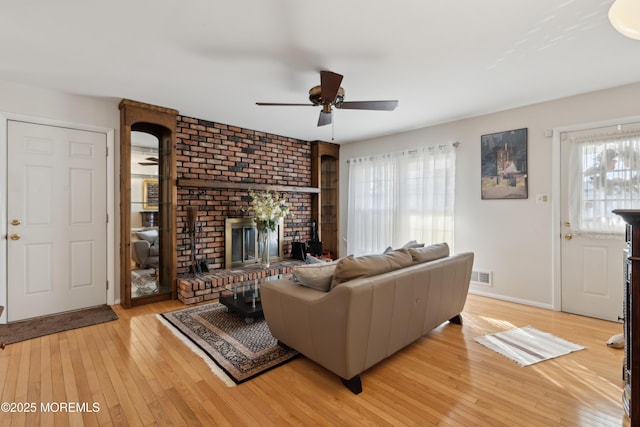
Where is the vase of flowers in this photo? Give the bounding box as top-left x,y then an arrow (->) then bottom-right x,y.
249,190 -> 291,268
258,227 -> 271,268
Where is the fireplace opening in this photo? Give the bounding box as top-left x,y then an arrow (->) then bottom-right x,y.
225,217 -> 284,269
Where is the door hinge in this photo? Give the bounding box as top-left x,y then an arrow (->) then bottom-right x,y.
106,213 -> 109,224
106,280 -> 109,290
106,146 -> 109,157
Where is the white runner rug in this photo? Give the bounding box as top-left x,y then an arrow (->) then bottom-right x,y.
474,326 -> 585,366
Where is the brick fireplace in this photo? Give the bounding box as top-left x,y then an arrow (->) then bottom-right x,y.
174,116 -> 314,303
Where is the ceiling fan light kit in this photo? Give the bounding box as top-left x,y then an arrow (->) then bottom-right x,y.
609,0 -> 640,40
257,70 -> 398,127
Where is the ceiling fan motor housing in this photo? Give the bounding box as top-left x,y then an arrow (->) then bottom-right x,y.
309,85 -> 345,106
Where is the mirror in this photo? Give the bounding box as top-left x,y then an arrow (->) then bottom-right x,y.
119,100 -> 177,308
130,132 -> 162,298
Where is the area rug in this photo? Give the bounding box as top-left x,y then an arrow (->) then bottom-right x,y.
158,302 -> 298,386
474,326 -> 585,366
131,268 -> 159,296
0,305 -> 118,345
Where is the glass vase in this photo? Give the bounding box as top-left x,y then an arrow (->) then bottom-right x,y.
258,228 -> 271,268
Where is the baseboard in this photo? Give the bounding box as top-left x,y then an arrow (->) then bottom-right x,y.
468,289 -> 555,311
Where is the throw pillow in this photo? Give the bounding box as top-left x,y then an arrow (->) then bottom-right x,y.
330,249 -> 413,289
408,242 -> 450,263
305,254 -> 324,264
136,229 -> 158,245
401,240 -> 425,249
293,262 -> 338,292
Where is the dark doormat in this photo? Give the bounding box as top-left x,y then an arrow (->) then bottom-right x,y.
0,305 -> 118,345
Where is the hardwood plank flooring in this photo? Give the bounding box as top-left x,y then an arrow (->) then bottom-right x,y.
0,295 -> 631,426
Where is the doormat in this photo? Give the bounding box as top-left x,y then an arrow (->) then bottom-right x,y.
474,326 -> 585,366
0,305 -> 118,345
158,302 -> 298,386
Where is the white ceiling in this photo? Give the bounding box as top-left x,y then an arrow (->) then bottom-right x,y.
1,0 -> 639,143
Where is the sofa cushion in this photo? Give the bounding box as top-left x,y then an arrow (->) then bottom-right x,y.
408,242 -> 450,263
330,249 -> 413,288
293,261 -> 338,292
136,229 -> 158,245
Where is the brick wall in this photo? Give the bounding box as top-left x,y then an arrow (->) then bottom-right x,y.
175,116 -> 313,274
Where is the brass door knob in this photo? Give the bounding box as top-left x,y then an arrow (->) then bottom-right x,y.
10,219 -> 21,226
563,233 -> 573,241
9,233 -> 20,240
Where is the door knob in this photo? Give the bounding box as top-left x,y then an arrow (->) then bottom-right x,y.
10,219 -> 21,226
563,233 -> 573,240
9,233 -> 20,240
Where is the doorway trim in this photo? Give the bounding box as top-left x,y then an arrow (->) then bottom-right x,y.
551,114 -> 640,313
0,112 -> 115,324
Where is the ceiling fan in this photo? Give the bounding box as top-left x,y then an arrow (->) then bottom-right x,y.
138,156 -> 158,166
256,70 -> 398,127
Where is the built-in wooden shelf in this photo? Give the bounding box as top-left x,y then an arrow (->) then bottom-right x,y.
177,179 -> 320,194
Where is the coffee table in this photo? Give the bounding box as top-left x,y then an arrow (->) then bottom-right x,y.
219,274 -> 284,324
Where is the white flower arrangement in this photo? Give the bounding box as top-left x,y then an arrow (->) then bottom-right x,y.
249,190 -> 292,231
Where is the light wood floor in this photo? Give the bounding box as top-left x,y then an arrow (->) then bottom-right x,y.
0,294 -> 631,426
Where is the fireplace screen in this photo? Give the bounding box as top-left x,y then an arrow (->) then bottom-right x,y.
225,217 -> 284,268
230,226 -> 256,263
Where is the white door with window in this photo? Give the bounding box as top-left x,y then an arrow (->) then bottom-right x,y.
7,120 -> 107,321
560,126 -> 640,321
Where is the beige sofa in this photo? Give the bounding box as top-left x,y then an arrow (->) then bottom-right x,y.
261,244 -> 474,394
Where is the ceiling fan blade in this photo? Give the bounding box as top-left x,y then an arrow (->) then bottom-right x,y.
320,70 -> 343,103
256,102 -> 315,106
138,162 -> 158,166
145,157 -> 159,162
317,111 -> 332,127
337,100 -> 399,111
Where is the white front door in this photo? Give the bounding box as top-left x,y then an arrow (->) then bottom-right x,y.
559,126 -> 639,321
7,120 -> 107,321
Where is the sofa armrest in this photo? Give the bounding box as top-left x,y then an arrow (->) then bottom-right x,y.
132,239 -> 151,266
262,278 -> 355,377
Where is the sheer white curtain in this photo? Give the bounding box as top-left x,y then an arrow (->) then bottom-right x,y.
346,143 -> 456,256
568,130 -> 640,239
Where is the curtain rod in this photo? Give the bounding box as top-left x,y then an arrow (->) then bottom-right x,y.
346,141 -> 460,163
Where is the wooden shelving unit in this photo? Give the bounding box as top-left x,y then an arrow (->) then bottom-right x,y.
311,141 -> 339,259
613,209 -> 640,422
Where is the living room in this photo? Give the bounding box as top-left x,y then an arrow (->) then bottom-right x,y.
1,1 -> 640,425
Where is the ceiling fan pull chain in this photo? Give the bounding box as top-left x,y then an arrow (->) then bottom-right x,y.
332,116 -> 335,141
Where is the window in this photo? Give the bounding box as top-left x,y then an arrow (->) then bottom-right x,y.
347,143 -> 456,256
568,129 -> 640,238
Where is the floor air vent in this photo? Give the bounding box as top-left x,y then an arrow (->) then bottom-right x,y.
471,270 -> 492,286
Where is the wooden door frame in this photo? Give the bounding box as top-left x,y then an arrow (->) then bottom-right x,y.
119,100 -> 178,308
0,113 -> 115,324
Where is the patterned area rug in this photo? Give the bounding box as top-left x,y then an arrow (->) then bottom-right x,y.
158,302 -> 298,386
131,268 -> 159,297
474,326 -> 585,366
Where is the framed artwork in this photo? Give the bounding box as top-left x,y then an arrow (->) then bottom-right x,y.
481,128 -> 528,199
142,179 -> 159,210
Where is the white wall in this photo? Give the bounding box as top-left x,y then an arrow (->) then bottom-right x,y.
0,81 -> 120,317
339,82 -> 640,308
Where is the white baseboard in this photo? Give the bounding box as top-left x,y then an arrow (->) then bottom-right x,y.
468,289 -> 555,311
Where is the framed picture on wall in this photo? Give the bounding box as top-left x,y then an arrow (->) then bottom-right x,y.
142,179 -> 159,210
481,128 -> 528,199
